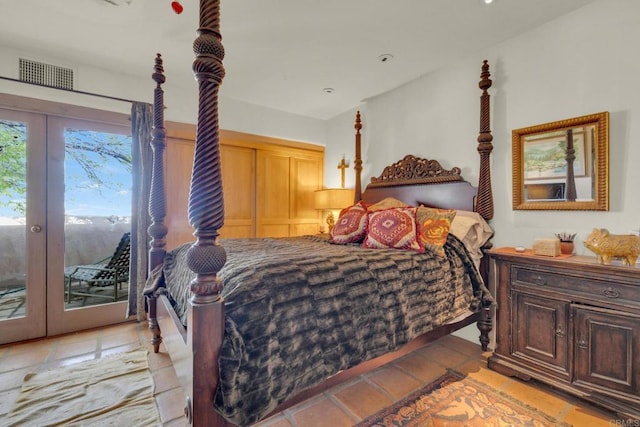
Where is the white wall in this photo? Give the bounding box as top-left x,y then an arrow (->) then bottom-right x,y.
328,0 -> 640,254
325,0 -> 640,344
3,0 -> 636,247
0,46 -> 326,145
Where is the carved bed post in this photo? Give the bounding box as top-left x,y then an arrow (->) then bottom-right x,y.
476,60 -> 494,221
354,111 -> 363,203
147,53 -> 169,353
476,60 -> 494,351
185,0 -> 227,425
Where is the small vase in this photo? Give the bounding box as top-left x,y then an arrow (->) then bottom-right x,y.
560,241 -> 574,255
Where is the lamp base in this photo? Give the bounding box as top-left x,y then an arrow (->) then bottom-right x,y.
326,211 -> 336,233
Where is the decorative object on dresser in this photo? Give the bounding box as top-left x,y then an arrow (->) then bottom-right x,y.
555,232 -> 576,255
584,228 -> 640,266
532,237 -> 561,257
488,248 -> 640,421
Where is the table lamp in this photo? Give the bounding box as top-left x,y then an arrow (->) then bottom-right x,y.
314,188 -> 354,233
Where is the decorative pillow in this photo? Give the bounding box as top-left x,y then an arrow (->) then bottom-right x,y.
363,207 -> 424,252
449,210 -> 494,265
416,206 -> 456,257
330,201 -> 368,244
367,197 -> 409,212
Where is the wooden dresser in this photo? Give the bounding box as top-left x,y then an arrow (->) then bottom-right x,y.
488,247 -> 640,420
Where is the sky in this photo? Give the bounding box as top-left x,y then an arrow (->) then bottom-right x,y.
0,125 -> 132,221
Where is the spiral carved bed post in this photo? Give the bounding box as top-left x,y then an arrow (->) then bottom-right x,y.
148,53 -> 169,353
353,111 -> 363,203
476,60 -> 494,222
184,0 -> 227,425
476,60 -> 494,352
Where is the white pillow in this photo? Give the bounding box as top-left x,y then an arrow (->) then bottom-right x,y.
449,210 -> 493,266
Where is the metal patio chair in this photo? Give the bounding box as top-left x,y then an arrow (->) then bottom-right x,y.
64,232 -> 131,303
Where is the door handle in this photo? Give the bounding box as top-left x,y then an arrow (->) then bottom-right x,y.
30,225 -> 42,233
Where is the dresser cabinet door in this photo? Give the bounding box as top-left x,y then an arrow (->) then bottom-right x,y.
512,291 -> 571,379
573,305 -> 640,399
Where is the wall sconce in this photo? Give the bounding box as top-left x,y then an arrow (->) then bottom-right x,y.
314,188 -> 354,233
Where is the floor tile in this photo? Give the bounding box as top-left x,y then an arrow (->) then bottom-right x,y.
1,321 -> 625,427
562,404 -> 617,425
393,352 -> 448,383
333,379 -> 393,419
367,365 -> 423,400
290,397 -> 356,427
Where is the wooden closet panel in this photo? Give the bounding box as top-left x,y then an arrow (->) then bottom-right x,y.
164,122 -> 324,241
290,156 -> 323,236
220,145 -> 255,238
165,137 -> 196,250
257,152 -> 291,237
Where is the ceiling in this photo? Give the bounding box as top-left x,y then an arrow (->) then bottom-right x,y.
0,0 -> 597,120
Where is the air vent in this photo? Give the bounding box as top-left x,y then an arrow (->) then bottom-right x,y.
18,58 -> 74,90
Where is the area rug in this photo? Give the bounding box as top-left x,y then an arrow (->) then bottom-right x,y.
5,347 -> 161,427
356,369 -> 571,426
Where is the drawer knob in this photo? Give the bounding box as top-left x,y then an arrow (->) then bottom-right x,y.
533,275 -> 547,286
602,287 -> 620,299
577,339 -> 588,349
555,327 -> 565,338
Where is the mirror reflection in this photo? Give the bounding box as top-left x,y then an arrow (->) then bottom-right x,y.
512,112 -> 609,211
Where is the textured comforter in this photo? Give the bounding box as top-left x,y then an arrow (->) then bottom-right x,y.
148,234 -> 492,426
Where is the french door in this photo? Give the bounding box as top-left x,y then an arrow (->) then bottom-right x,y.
0,106 -> 133,344
0,109 -> 47,343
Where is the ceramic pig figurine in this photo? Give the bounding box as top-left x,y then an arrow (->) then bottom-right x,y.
583,228 -> 640,266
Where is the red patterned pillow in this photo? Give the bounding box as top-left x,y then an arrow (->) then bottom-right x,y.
416,206 -> 456,257
363,207 -> 424,252
330,201 -> 368,244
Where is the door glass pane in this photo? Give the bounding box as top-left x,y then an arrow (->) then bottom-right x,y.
0,120 -> 27,319
63,128 -> 132,309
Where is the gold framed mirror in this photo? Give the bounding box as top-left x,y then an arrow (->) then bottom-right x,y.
512,111 -> 609,210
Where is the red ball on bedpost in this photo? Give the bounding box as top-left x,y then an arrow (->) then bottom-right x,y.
171,1 -> 183,14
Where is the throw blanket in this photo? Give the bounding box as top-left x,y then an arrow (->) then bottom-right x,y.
147,235 -> 492,425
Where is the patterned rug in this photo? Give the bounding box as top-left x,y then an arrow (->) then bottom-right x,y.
356,369 -> 571,426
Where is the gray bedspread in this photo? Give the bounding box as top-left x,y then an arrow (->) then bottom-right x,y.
147,234 -> 492,426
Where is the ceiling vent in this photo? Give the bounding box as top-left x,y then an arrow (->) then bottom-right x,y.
19,58 -> 74,90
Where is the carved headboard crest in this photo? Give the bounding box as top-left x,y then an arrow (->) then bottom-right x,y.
369,155 -> 463,188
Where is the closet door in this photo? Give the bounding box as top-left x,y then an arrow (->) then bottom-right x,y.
290,156 -> 323,236
220,144 -> 255,238
0,109 -> 47,344
256,149 -> 323,237
257,151 -> 291,237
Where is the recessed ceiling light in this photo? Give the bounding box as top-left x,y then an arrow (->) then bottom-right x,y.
322,88 -> 334,94
378,54 -> 394,63
483,0 -> 494,4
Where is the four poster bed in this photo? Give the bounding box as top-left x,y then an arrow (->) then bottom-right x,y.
144,3 -> 496,426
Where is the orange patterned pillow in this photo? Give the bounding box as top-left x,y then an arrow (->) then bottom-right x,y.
330,201 -> 368,244
363,207 -> 424,252
416,206 -> 456,257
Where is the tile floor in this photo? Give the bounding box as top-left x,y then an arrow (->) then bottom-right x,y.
0,321 -> 620,426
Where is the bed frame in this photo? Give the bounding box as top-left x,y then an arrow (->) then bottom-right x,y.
145,2 -> 494,425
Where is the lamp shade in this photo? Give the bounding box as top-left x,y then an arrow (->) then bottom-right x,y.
314,188 -> 355,210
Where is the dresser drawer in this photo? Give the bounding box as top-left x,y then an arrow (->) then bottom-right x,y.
511,265 -> 640,309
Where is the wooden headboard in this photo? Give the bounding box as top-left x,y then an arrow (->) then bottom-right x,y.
361,155 -> 479,212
